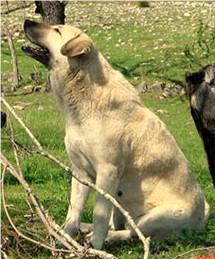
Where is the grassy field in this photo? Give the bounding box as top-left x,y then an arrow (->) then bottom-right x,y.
1,2 -> 215,258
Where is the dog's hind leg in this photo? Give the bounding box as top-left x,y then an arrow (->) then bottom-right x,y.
64,176 -> 90,237
106,203 -> 207,244
134,204 -> 205,240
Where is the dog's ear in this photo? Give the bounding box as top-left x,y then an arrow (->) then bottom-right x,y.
185,70 -> 205,97
185,70 -> 205,85
61,33 -> 92,57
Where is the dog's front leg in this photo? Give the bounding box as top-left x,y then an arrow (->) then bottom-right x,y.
90,164 -> 119,250
64,176 -> 90,237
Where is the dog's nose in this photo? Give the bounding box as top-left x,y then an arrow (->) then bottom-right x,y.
24,20 -> 38,29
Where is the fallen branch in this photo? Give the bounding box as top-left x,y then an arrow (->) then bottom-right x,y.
1,159 -> 75,256
1,154 -> 116,259
1,96 -> 150,259
174,245 -> 215,259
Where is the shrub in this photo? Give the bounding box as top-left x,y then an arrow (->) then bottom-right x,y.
138,1 -> 150,8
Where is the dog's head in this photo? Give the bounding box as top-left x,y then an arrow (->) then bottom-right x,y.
185,64 -> 215,97
22,20 -> 94,69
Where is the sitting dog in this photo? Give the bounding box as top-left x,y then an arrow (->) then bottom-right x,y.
186,64 -> 215,187
22,20 -> 209,250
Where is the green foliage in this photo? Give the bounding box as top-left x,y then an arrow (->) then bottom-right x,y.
138,1 -> 150,8
184,20 -> 215,68
1,93 -> 215,258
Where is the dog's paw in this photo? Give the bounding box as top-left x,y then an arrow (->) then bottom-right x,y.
85,232 -> 104,250
63,223 -> 79,237
105,230 -> 132,244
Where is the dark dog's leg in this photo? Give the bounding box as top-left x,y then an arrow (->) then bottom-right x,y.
191,107 -> 215,187
202,130 -> 215,187
1,111 -> 7,129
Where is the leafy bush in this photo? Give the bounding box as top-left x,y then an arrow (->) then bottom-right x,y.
184,20 -> 215,68
138,1 -> 150,8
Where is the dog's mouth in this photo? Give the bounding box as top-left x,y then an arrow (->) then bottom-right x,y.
22,44 -> 50,68
22,20 -> 51,68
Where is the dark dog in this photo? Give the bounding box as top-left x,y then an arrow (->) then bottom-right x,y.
186,64 -> 215,187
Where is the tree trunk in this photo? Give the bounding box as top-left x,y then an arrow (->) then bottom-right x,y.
34,1 -> 68,25
34,1 -> 68,91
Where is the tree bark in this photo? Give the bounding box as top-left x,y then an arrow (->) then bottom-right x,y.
34,1 -> 68,25
34,1 -> 68,91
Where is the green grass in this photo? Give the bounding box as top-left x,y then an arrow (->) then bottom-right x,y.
2,12 -> 215,88
1,2 -> 215,258
1,93 -> 215,258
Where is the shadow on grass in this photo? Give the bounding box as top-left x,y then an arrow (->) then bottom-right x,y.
111,58 -> 190,86
111,61 -> 147,78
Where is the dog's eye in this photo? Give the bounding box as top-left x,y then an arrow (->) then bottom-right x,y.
54,28 -> 61,35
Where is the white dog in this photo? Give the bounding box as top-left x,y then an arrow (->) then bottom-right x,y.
23,20 -> 209,250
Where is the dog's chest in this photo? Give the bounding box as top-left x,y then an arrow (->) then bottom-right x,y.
64,122 -> 107,177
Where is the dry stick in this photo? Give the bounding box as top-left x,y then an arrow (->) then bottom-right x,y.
174,245 -> 215,259
1,136 -> 33,155
4,28 -> 19,90
1,163 -> 74,256
1,154 -> 116,259
8,112 -> 24,177
8,113 -> 35,216
1,97 -> 151,259
1,97 -> 44,153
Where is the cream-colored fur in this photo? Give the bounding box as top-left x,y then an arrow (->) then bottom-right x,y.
24,22 -> 209,250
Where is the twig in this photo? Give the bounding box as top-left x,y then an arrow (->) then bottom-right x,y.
1,136 -> 33,155
174,246 -> 215,259
8,112 -> 23,177
1,154 -> 116,259
2,97 -> 44,152
1,165 -> 70,255
4,27 -> 19,90
1,2 -> 32,14
1,96 -> 150,258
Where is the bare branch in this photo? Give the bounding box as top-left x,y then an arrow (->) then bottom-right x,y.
1,97 -> 44,153
4,27 -> 19,90
174,246 -> 215,259
1,154 -> 116,259
8,112 -> 23,177
1,163 -> 74,256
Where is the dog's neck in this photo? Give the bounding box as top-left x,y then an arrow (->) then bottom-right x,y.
49,52 -> 112,124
